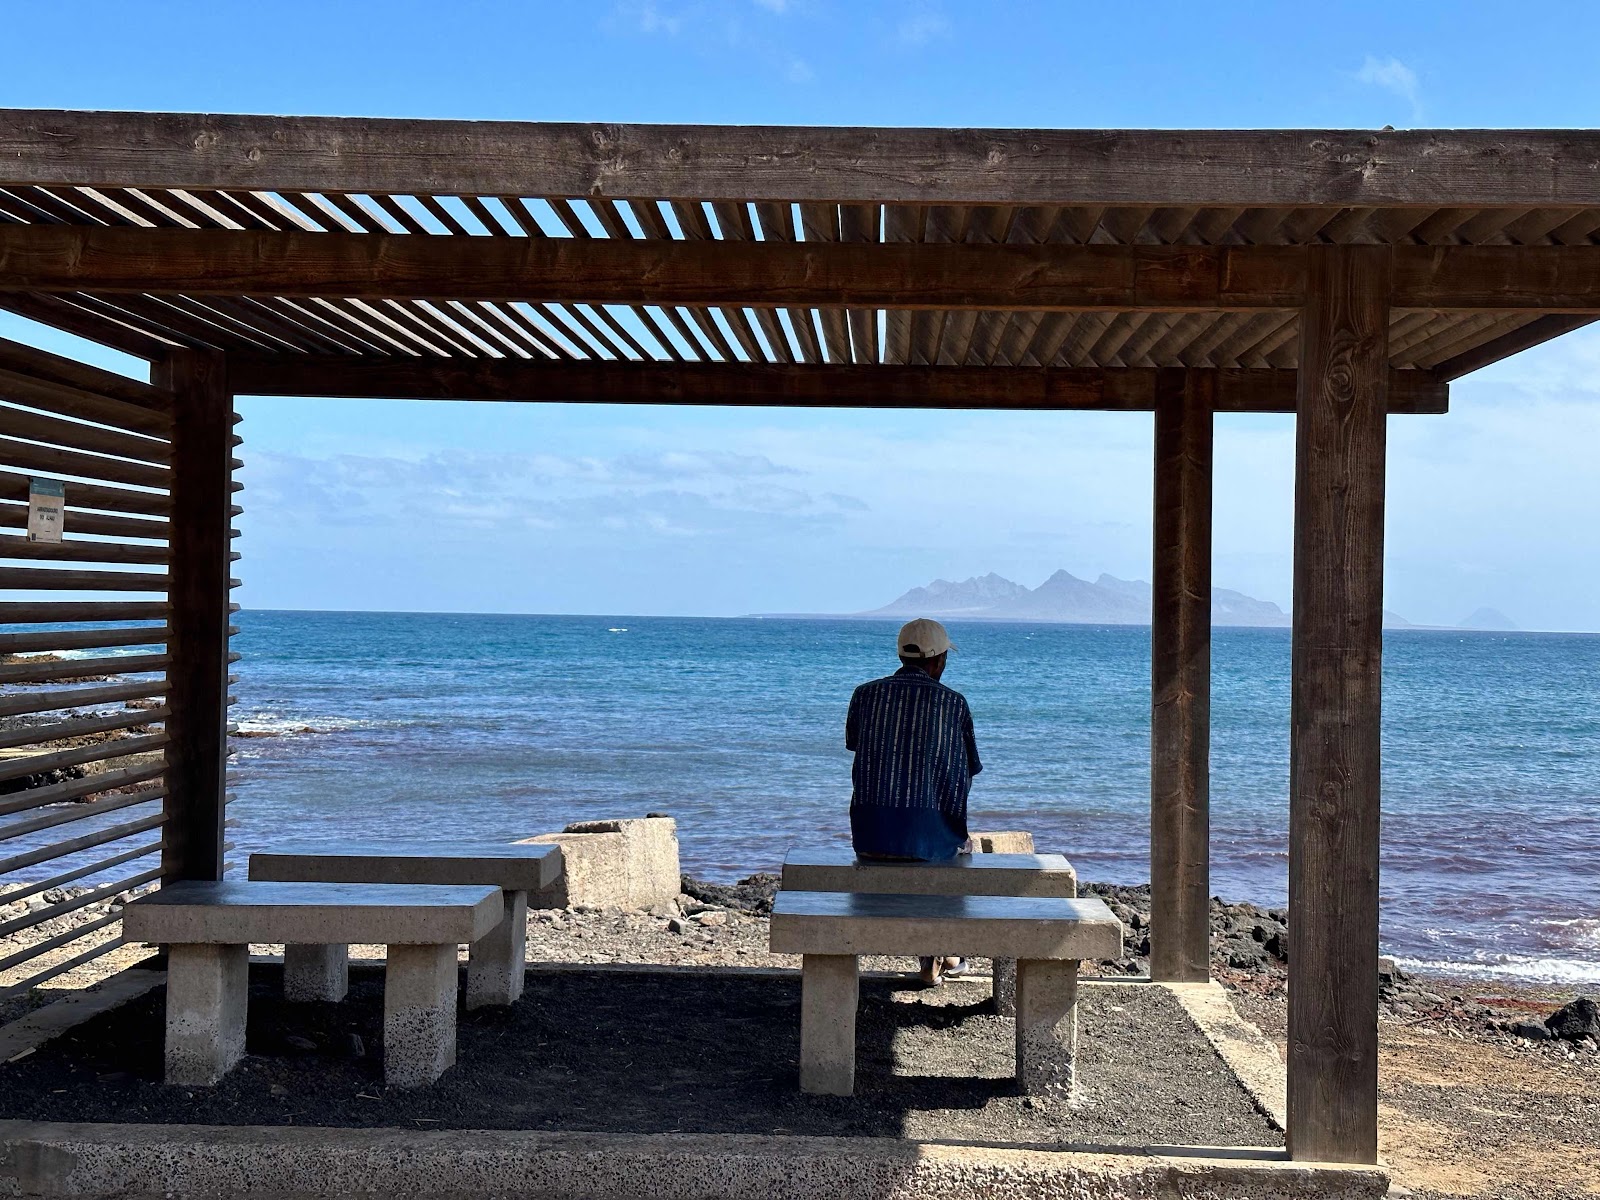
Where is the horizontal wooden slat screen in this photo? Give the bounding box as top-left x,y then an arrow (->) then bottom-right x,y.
0,334 -> 233,997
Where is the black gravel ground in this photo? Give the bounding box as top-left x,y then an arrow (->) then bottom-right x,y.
0,963 -> 1278,1148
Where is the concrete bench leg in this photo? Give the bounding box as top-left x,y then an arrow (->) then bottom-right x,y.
283,943 -> 348,1002
164,943 -> 248,1087
384,943 -> 459,1087
466,889 -> 527,1010
1014,958 -> 1079,1096
992,957 -> 1017,1017
799,953 -> 858,1096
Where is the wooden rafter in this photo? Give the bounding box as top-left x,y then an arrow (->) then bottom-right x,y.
0,227 -> 1303,309
1430,314 -> 1597,380
7,111 -> 1600,208
228,356 -> 1448,413
4,229 -> 1599,312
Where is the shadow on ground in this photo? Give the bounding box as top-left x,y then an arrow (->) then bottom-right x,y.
0,966 -> 1279,1148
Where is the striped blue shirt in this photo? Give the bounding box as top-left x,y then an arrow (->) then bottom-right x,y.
845,665 -> 982,861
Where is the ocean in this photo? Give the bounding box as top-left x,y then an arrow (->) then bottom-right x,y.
214,610 -> 1600,987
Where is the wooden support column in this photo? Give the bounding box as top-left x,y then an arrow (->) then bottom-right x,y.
1287,245 -> 1391,1164
157,348 -> 231,882
1150,369 -> 1213,983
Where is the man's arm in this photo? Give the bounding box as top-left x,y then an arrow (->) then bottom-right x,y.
962,701 -> 982,776
845,686 -> 861,752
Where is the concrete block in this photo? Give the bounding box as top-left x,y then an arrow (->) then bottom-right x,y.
970,830 -> 1036,854
251,842 -> 560,892
124,880 -> 502,946
1015,958 -> 1079,1096
283,943 -> 348,1002
781,848 -> 1076,898
466,890 -> 528,1010
522,817 -> 679,911
383,942 -> 459,1088
0,1122 -> 1395,1199
798,954 -> 857,1096
992,957 -> 1017,1017
769,892 -> 1123,961
163,943 -> 247,1087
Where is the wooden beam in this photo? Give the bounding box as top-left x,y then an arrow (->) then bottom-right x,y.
1431,314 -> 1597,381
1393,248 -> 1600,312
0,292 -> 182,360
0,333 -> 171,409
156,348 -> 231,884
6,111 -> 1600,207
0,227 -> 1307,311
228,357 -> 1449,414
5,227 -> 1598,311
1149,368 -> 1213,985
1287,244 -> 1390,1165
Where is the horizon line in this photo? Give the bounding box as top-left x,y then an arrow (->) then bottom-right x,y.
229,606 -> 1585,635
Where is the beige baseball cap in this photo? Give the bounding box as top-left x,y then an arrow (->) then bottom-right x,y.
897,617 -> 955,659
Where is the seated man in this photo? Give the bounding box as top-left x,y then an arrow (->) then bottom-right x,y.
845,617 -> 983,985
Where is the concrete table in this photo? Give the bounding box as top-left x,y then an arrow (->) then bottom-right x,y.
248,842 -> 562,1009
769,890 -> 1121,1098
124,880 -> 500,1089
781,848 -> 1078,1014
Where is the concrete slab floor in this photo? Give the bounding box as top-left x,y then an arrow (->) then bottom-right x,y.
0,964 -> 1381,1199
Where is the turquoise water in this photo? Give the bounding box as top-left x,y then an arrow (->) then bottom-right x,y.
220,611 -> 1600,985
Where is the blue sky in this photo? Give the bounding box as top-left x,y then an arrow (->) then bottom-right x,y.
5,1 -> 1600,629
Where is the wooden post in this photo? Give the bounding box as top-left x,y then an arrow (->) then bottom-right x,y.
1150,369 -> 1214,983
157,348 -> 232,882
1287,245 -> 1391,1164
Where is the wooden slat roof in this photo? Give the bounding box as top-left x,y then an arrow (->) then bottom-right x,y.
0,110 -> 1595,379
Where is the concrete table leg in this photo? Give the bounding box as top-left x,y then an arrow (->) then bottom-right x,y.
164,942 -> 248,1086
466,889 -> 527,1010
992,957 -> 1017,1017
799,953 -> 858,1096
384,943 -> 459,1088
283,943 -> 348,1002
1015,958 -> 1079,1096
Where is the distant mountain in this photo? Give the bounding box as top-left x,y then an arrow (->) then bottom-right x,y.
880,572 -> 1031,616
860,570 -> 1420,629
1460,607 -> 1519,631
863,570 -> 1293,627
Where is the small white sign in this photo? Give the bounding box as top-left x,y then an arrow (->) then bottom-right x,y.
26,478 -> 64,543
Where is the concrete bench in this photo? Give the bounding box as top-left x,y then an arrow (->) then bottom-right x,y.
780,848 -> 1078,1014
123,880 -> 501,1089
248,842 -> 561,1010
768,890 -> 1121,1097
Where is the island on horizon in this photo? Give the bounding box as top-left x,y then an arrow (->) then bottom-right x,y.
754,570 -> 1522,631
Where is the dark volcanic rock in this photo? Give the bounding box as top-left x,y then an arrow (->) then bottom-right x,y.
1075,882 -> 1293,978
681,873 -> 780,915
0,765 -> 85,797
1545,997 -> 1600,1042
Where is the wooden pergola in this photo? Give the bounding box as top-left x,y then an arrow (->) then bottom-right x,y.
1,110 -> 1596,1165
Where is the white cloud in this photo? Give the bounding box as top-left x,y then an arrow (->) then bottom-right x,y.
1355,55 -> 1421,119
241,446 -> 858,543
